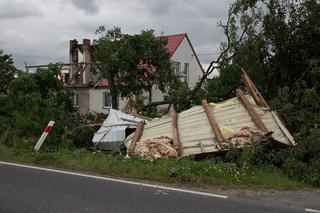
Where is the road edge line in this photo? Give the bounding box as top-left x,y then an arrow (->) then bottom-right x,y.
306,208 -> 320,213
0,161 -> 228,199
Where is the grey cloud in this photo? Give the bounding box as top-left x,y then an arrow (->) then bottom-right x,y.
144,0 -> 172,15
0,0 -> 234,70
67,0 -> 99,13
0,1 -> 41,19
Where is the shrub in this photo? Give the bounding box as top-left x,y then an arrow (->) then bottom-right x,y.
69,126 -> 94,148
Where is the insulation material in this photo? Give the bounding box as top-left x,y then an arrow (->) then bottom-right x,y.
225,127 -> 265,148
134,136 -> 178,159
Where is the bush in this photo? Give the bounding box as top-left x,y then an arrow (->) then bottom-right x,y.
69,126 -> 94,148
220,129 -> 320,186
281,129 -> 320,186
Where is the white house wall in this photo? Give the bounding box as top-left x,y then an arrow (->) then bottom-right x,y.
170,37 -> 203,87
71,87 -> 90,114
89,89 -> 110,114
151,36 -> 203,102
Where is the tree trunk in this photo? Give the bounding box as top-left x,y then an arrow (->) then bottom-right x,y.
148,86 -> 152,103
112,94 -> 118,110
109,73 -> 119,110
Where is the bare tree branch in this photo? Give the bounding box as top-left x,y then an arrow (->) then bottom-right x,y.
138,100 -> 170,112
176,9 -> 248,111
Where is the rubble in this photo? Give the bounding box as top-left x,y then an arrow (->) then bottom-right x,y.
134,136 -> 178,159
225,127 -> 266,148
92,109 -> 148,150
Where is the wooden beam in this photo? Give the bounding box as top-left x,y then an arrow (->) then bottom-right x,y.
236,89 -> 269,133
171,106 -> 183,156
201,100 -> 226,147
241,69 -> 268,108
127,121 -> 145,156
25,62 -> 97,69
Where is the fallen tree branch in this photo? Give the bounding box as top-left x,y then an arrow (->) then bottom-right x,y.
176,8 -> 248,111
138,100 -> 170,112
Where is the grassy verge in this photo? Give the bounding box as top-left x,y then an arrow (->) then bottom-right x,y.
0,145 -> 305,190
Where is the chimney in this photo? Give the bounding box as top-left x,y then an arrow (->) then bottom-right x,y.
83,39 -> 91,84
69,39 -> 79,84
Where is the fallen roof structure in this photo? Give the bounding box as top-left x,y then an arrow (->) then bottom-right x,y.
125,71 -> 296,158
92,109 -> 147,150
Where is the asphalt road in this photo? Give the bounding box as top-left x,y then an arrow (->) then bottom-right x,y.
0,161 -> 316,213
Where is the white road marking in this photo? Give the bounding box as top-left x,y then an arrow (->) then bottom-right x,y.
155,189 -> 169,195
0,161 -> 228,199
306,208 -> 320,213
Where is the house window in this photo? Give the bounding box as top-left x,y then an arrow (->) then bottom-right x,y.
103,92 -> 112,108
180,63 -> 189,83
172,61 -> 181,75
73,94 -> 79,107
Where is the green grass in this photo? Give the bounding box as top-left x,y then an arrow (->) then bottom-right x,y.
0,144 -> 305,190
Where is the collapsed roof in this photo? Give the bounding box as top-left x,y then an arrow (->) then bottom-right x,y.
125,71 -> 296,158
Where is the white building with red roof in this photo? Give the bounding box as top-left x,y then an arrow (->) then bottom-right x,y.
67,34 -> 203,114
151,33 -> 204,102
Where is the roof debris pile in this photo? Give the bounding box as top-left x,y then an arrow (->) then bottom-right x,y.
92,109 -> 148,150
125,71 -> 296,159
225,127 -> 266,148
134,136 -> 178,159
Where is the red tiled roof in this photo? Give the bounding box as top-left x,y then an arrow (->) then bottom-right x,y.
161,33 -> 204,73
162,33 -> 186,57
96,77 -> 108,87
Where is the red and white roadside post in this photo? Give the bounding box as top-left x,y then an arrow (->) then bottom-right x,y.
34,121 -> 55,152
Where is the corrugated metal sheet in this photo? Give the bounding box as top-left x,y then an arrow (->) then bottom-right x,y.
93,109 -> 147,150
135,94 -> 295,157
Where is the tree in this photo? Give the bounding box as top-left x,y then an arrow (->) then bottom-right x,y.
0,50 -> 17,95
207,0 -> 320,186
0,64 -> 75,148
207,0 -> 320,133
176,5 -> 249,111
94,27 -> 180,109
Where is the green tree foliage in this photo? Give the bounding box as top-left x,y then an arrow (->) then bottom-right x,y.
209,0 -> 320,186
208,0 -> 320,131
0,50 -> 17,95
94,26 -> 180,109
0,59 -> 75,149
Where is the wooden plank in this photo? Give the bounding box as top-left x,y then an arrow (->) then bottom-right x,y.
236,89 -> 269,133
127,121 -> 145,156
170,106 -> 183,156
201,100 -> 226,147
241,69 -> 268,108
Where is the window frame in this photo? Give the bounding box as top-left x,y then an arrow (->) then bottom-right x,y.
73,94 -> 79,107
172,61 -> 181,75
103,91 -> 112,108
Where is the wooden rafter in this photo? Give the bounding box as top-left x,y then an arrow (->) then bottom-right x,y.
127,121 -> 145,156
202,100 -> 226,148
241,69 -> 268,108
170,106 -> 183,156
236,89 -> 269,133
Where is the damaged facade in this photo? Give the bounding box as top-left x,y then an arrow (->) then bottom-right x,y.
67,39 -> 114,114
25,33 -> 204,115
67,33 -> 204,114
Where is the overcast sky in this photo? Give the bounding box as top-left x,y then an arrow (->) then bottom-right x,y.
0,0 -> 234,70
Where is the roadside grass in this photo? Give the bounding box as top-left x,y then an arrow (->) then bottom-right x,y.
0,145 -> 305,190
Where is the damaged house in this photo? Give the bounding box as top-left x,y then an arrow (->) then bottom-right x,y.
66,33 -> 204,114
